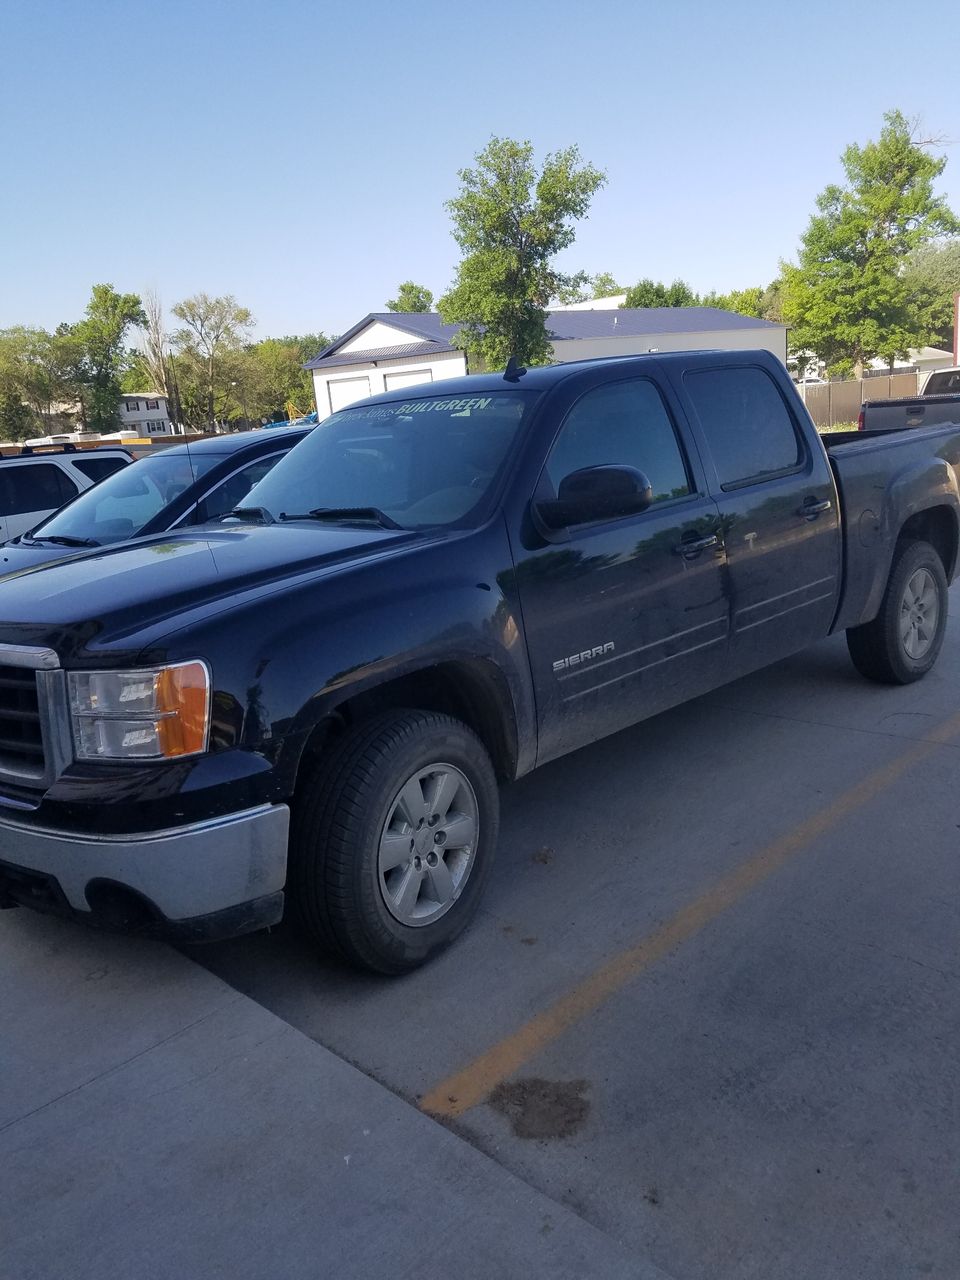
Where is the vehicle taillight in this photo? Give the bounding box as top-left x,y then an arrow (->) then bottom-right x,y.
857,408 -> 865,431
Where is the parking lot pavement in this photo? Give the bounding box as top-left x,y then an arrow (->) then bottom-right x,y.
194,606 -> 960,1280
0,912 -> 663,1280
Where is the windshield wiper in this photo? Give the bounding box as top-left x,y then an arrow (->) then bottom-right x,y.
278,506 -> 402,529
221,506 -> 275,525
22,534 -> 100,548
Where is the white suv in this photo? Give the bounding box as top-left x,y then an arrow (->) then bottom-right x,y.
0,448 -> 133,543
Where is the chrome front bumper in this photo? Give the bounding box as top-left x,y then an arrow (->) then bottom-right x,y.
0,803 -> 289,924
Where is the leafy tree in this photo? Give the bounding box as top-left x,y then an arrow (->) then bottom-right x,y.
0,326 -> 87,430
171,293 -> 253,429
550,272 -> 591,306
623,278 -> 699,308
386,282 -> 434,313
0,386 -> 33,441
902,239 -> 960,350
590,272 -> 623,299
0,333 -> 36,439
758,279 -> 783,323
439,137 -> 606,368
781,110 -> 959,375
701,286 -> 765,317
71,284 -> 146,431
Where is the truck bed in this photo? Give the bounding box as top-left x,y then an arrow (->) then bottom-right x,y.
860,393 -> 960,432
825,421 -> 960,631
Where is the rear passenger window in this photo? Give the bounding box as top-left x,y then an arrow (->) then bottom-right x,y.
545,378 -> 691,506
192,454 -> 284,523
684,367 -> 802,488
74,456 -> 129,483
0,464 -> 77,516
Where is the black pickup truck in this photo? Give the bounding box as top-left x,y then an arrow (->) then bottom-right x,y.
1,350 -> 959,972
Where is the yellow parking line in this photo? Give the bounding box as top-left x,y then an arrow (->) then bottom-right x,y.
421,709 -> 960,1120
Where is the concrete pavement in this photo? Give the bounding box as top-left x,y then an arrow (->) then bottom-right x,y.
0,911 -> 668,1280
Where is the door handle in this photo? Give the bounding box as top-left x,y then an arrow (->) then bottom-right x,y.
675,533 -> 719,558
797,498 -> 832,519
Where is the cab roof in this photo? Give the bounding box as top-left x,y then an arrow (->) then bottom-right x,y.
155,424 -> 313,456
342,349 -> 765,412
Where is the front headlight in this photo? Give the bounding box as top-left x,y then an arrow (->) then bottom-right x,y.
69,661 -> 211,761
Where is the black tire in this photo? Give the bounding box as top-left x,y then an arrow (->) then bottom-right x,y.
288,710 -> 499,974
846,538 -> 948,684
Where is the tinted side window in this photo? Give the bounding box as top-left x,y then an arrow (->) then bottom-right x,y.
74,456 -> 129,483
1,464 -> 77,516
545,378 -> 690,505
192,454 -> 284,523
925,371 -> 960,395
684,367 -> 802,488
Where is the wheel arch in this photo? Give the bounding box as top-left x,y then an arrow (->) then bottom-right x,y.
896,503 -> 959,580
294,658 -> 521,789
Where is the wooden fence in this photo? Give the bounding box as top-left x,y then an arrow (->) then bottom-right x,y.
798,373 -> 921,428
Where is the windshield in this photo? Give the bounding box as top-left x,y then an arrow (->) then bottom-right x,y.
26,449 -> 222,545
244,390 -> 539,529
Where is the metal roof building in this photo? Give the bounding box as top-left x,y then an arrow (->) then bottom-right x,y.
306,308 -> 787,414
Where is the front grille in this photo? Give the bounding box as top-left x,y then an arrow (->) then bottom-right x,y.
0,665 -> 45,777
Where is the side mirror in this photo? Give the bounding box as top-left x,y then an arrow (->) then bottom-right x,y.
535,465 -> 654,530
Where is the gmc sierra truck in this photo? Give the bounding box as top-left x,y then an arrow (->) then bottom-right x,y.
1,349 -> 959,973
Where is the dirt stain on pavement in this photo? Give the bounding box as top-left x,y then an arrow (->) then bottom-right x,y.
487,1077 -> 590,1140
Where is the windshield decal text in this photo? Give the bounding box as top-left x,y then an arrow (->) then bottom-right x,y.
396,397 -> 493,414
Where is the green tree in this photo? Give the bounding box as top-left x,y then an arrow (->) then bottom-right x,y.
781,110 -> 959,376
758,279 -> 783,323
0,386 -> 34,441
0,326 -> 87,430
171,293 -> 254,430
439,137 -> 606,368
386,282 -> 434,313
71,284 -> 146,432
902,239 -> 960,350
701,286 -> 765,317
623,278 -> 699,308
590,272 -> 623,299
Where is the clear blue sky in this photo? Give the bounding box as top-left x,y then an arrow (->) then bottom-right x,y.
2,0 -> 958,343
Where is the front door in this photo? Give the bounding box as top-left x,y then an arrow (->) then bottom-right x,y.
679,362 -> 842,676
514,373 -> 730,764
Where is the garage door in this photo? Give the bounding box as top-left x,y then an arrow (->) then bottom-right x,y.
328,377 -> 371,412
384,369 -> 433,392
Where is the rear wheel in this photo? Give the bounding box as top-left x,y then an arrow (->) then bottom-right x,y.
288,710 -> 498,974
846,538 -> 948,684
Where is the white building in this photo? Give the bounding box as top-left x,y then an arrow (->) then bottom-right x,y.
307,308 -> 789,412
866,347 -> 956,375
307,316 -> 468,415
551,293 -> 628,310
119,393 -> 180,436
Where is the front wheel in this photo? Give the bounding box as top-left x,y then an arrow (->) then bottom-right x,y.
288,710 -> 499,974
846,538 -> 948,684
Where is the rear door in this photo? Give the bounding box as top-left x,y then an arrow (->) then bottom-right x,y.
514,369 -> 729,763
677,359 -> 841,676
0,463 -> 79,541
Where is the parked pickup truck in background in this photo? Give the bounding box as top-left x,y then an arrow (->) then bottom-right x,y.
1,350 -> 959,973
859,365 -> 960,432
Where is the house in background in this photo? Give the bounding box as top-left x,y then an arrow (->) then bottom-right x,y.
119,393 -> 181,436
306,308 -> 788,413
866,347 -> 956,376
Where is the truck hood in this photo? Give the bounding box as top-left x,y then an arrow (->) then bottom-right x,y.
0,539 -> 84,575
0,524 -> 418,660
